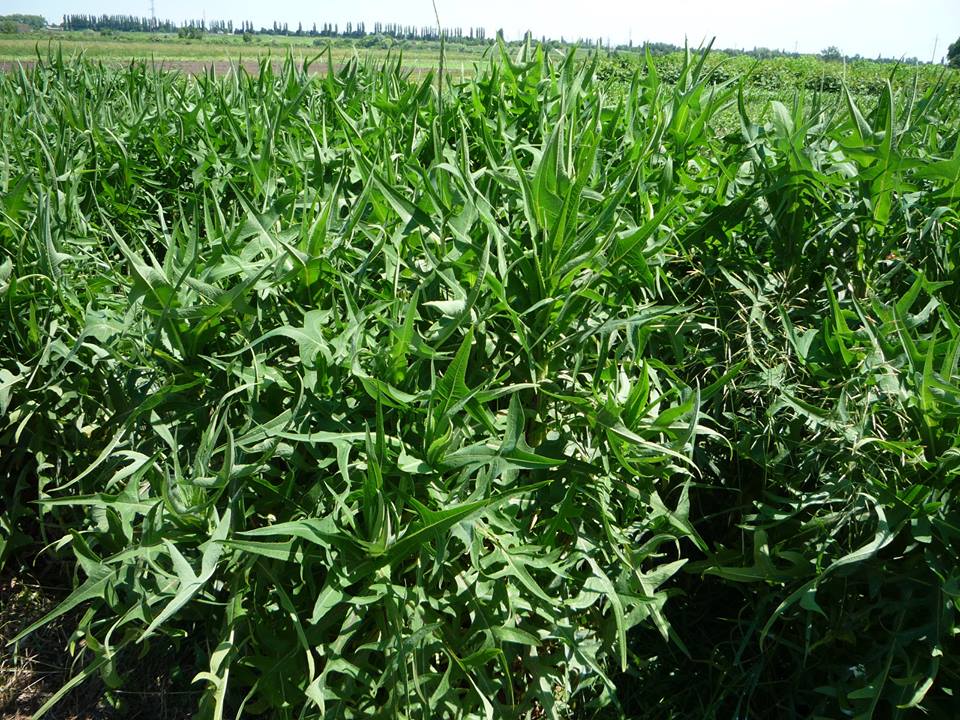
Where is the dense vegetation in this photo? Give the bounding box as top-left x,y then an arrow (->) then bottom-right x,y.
949,36 -> 960,69
601,50 -> 959,98
0,14 -> 46,29
0,14 -> 47,34
1,43 -> 959,719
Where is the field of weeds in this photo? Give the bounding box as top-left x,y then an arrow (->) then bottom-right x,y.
1,43 -> 959,719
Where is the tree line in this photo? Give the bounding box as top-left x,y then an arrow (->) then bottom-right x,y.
62,15 -> 185,33
60,14 -> 488,41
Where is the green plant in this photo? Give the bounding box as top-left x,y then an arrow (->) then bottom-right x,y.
1,42 -> 958,720
821,45 -> 843,62
948,36 -> 960,68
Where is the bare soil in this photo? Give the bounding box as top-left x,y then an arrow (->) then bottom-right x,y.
0,569 -> 197,720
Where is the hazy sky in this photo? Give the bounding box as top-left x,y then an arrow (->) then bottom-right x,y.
7,0 -> 959,60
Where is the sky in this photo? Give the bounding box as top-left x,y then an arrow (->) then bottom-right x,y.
6,0 -> 959,61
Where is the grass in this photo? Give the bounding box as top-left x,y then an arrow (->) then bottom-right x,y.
1,40 -> 959,719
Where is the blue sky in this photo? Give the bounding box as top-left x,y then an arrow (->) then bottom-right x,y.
6,0 -> 959,60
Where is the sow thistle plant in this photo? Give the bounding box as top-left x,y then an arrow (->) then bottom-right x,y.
1,40 -> 958,719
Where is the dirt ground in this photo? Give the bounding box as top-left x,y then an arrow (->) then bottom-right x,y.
0,570 -> 196,720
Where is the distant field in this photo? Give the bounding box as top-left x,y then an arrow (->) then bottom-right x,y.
2,31 -> 956,94
0,31 -> 489,76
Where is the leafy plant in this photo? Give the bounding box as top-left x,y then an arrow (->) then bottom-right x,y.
1,41 -> 958,719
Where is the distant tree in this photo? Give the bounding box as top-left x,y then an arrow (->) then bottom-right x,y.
948,37 -> 960,68
0,14 -> 45,30
821,45 -> 843,62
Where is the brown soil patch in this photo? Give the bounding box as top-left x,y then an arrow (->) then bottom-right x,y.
0,569 -> 197,720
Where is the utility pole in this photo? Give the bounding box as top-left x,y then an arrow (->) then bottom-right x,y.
149,0 -> 155,24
